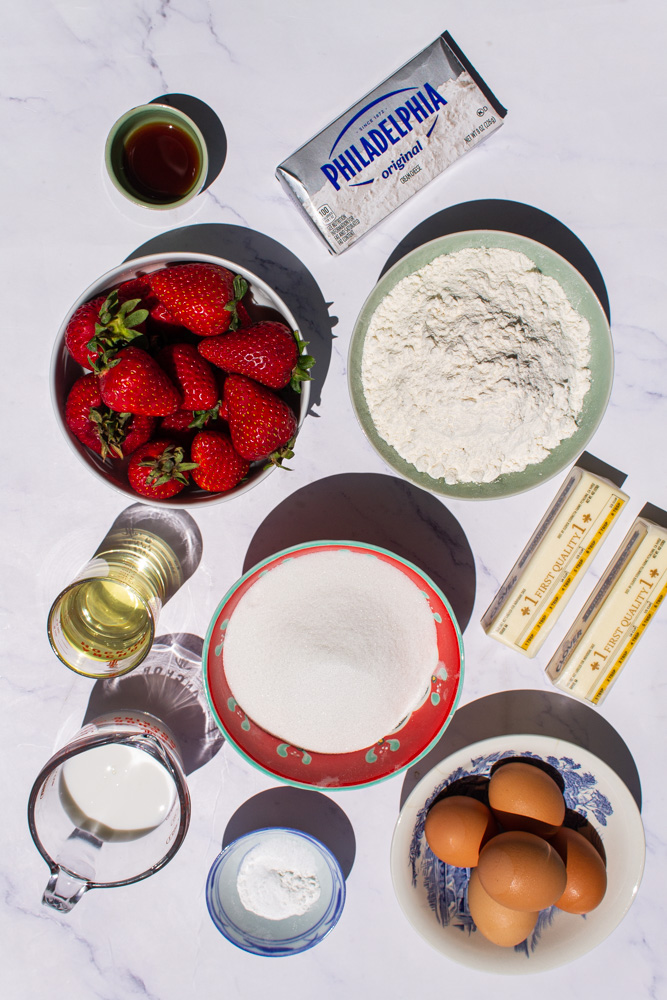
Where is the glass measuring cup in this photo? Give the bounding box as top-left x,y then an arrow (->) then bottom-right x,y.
47,505 -> 199,678
28,712 -> 190,912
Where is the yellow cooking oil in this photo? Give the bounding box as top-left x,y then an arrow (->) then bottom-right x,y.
49,529 -> 182,671
58,576 -> 151,661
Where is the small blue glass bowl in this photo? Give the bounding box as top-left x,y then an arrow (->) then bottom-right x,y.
206,828 -> 346,957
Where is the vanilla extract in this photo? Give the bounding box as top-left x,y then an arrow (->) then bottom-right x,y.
122,120 -> 201,203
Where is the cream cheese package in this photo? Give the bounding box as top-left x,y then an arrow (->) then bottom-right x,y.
546,512 -> 667,705
481,464 -> 628,657
276,31 -> 506,254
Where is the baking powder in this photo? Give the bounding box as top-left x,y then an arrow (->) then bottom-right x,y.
237,834 -> 321,921
361,247 -> 591,484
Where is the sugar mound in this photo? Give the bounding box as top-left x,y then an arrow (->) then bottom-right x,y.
223,548 -> 439,754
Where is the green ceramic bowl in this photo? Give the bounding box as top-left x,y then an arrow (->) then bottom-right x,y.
105,103 -> 208,209
348,231 -> 614,500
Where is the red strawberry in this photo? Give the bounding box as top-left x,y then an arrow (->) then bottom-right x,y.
160,409 -> 199,435
65,374 -> 105,452
150,264 -> 248,337
221,374 -> 298,466
65,374 -> 156,458
99,346 -> 181,416
159,404 -> 220,449
235,299 -> 252,328
65,291 -> 148,369
117,276 -> 153,305
150,301 -> 181,327
157,343 -> 219,410
65,296 -> 107,368
106,413 -> 156,457
191,430 -> 249,492
159,410 -> 197,450
198,321 -> 314,392
118,276 -> 181,328
127,438 -> 198,499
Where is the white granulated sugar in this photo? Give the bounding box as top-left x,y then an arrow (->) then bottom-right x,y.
223,549 -> 438,754
361,247 -> 591,484
236,834 -> 321,921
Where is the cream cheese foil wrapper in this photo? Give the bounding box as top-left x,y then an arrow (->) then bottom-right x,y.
276,31 -> 507,254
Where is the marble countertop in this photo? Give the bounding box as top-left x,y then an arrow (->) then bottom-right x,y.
3,1 -> 666,997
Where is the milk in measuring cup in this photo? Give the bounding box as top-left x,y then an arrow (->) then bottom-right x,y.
60,743 -> 177,842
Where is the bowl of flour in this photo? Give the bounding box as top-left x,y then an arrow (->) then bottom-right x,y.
202,541 -> 463,789
349,231 -> 613,499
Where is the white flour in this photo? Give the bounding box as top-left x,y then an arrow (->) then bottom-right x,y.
361,247 -> 591,484
237,834 -> 321,920
223,548 -> 438,754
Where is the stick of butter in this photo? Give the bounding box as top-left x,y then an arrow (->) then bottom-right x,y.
546,514 -> 667,704
481,465 -> 628,657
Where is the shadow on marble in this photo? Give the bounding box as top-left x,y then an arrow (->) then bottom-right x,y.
151,93 -> 227,190
241,471 -> 476,632
82,633 -> 224,775
221,787 -> 356,879
379,199 -> 611,323
126,223 -> 336,412
399,688 -> 642,809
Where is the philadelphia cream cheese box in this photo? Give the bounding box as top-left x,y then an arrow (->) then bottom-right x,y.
276,31 -> 507,254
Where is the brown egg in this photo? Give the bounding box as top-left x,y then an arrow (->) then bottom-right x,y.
563,812 -> 607,865
467,868 -> 539,947
424,796 -> 498,867
488,762 -> 565,836
550,827 -> 608,914
477,831 -> 567,911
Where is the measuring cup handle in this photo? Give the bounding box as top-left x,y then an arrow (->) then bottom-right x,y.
42,867 -> 90,912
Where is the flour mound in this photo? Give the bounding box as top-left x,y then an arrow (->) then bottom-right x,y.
361,247 -> 591,485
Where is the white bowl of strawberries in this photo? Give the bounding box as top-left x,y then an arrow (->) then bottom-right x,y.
51,252 -> 313,506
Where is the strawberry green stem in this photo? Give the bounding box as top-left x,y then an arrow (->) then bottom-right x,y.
140,445 -> 199,487
89,290 -> 149,371
263,438 -> 296,471
224,275 -> 249,332
290,332 -> 315,393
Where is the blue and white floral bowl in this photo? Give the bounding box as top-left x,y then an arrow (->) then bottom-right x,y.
390,735 -> 645,974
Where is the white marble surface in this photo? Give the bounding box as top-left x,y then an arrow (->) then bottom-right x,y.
2,1 -> 666,997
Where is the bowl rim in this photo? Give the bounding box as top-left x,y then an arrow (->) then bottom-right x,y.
202,539 -> 465,790
347,229 -> 614,501
50,251 -> 310,508
104,103 -> 209,210
205,826 -> 346,956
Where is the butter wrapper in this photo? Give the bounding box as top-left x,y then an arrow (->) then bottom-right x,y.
546,512 -> 667,705
276,31 -> 506,254
481,464 -> 628,658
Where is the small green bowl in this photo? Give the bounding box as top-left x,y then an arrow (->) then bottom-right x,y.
105,103 -> 208,209
348,231 -> 614,500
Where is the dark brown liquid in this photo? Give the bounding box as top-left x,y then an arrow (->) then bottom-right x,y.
122,121 -> 201,203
